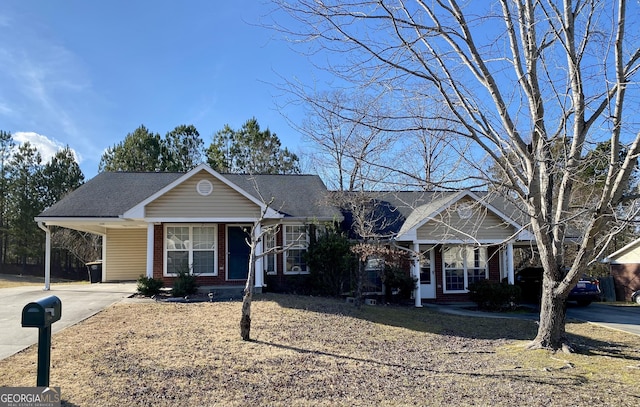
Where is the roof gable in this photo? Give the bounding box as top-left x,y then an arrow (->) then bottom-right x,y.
123,165 -> 281,219
395,190 -> 525,242
604,238 -> 640,264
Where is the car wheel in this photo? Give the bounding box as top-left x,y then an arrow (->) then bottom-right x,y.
576,299 -> 592,307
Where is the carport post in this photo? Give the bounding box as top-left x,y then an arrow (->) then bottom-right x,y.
507,242 -> 515,285
37,222 -> 52,291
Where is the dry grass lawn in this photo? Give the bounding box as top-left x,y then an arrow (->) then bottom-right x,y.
0,274 -> 85,288
1,294 -> 639,406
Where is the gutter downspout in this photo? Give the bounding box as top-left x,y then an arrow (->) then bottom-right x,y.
37,222 -> 51,291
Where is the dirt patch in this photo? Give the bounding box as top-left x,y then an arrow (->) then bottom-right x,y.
1,294 -> 638,406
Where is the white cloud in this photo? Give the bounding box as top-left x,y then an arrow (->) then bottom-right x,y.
13,131 -> 82,164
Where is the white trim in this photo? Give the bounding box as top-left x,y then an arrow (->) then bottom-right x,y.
146,223 -> 155,278
164,223 -> 218,277
37,222 -> 51,291
283,224 -> 309,275
254,224 -> 264,288
145,217 -> 258,223
441,245 -> 489,294
412,242 -> 422,307
262,227 -> 278,275
410,239 -> 513,245
506,242 -> 515,284
602,237 -> 640,264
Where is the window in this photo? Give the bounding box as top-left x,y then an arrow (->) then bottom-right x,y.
263,227 -> 277,275
420,250 -> 432,284
442,246 -> 487,293
364,258 -> 384,293
284,225 -> 308,274
165,224 -> 217,276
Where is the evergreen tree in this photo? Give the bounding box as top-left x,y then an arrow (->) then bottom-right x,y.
206,118 -> 300,174
41,146 -> 85,208
98,125 -> 164,172
0,131 -> 15,264
7,142 -> 44,265
164,124 -> 204,172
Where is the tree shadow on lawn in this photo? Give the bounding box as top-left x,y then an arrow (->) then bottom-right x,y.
263,294 -> 640,360
251,339 -> 589,388
563,319 -> 640,362
265,293 -> 538,340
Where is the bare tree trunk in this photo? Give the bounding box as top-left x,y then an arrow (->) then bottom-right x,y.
354,260 -> 364,309
527,279 -> 571,352
240,247 -> 255,341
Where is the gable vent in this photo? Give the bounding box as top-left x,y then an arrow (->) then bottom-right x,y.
196,179 -> 214,196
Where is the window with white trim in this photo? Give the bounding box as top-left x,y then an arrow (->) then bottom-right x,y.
419,249 -> 433,284
284,225 -> 308,274
442,245 -> 488,293
165,224 -> 217,276
263,227 -> 277,275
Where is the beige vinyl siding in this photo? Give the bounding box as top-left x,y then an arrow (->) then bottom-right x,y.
611,244 -> 640,263
104,228 -> 147,281
416,197 -> 513,241
145,171 -> 260,218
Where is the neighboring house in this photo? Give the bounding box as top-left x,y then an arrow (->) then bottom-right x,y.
602,238 -> 640,301
35,164 -> 535,304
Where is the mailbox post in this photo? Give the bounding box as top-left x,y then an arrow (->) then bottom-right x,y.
21,295 -> 62,387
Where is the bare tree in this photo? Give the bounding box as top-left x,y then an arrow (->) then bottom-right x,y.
275,0 -> 640,351
240,205 -> 274,341
294,89 -> 399,190
51,228 -> 101,264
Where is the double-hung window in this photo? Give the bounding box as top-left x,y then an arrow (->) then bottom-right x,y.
263,227 -> 277,275
442,245 -> 488,293
165,224 -> 217,276
284,225 -> 308,274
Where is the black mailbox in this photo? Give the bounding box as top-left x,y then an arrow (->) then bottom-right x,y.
21,296 -> 62,328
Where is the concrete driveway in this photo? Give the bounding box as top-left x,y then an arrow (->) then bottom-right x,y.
429,302 -> 640,337
0,282 -> 137,360
566,302 -> 640,336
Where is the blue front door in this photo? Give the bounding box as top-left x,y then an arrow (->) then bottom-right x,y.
227,226 -> 251,280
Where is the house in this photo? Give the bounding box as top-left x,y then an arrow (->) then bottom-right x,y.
35,164 -> 535,304
602,238 -> 640,301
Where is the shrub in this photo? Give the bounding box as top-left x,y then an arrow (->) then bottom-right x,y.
136,275 -> 164,296
382,266 -> 417,302
468,280 -> 521,311
172,269 -> 199,297
305,228 -> 355,296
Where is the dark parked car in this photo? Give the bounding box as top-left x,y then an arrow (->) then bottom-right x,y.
514,267 -> 601,306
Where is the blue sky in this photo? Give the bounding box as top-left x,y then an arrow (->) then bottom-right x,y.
1,1 -> 316,178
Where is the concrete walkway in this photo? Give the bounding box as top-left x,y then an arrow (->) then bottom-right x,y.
0,282 -> 137,360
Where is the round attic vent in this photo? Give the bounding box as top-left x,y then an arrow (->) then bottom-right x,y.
456,203 -> 473,219
196,179 -> 213,196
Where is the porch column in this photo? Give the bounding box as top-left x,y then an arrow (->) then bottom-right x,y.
146,223 -> 155,278
506,242 -> 515,284
37,222 -> 51,291
413,242 -> 422,307
254,224 -> 264,288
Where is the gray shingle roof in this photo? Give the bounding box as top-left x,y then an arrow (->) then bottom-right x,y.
39,172 -> 183,218
37,170 -> 341,220
225,174 -> 340,219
